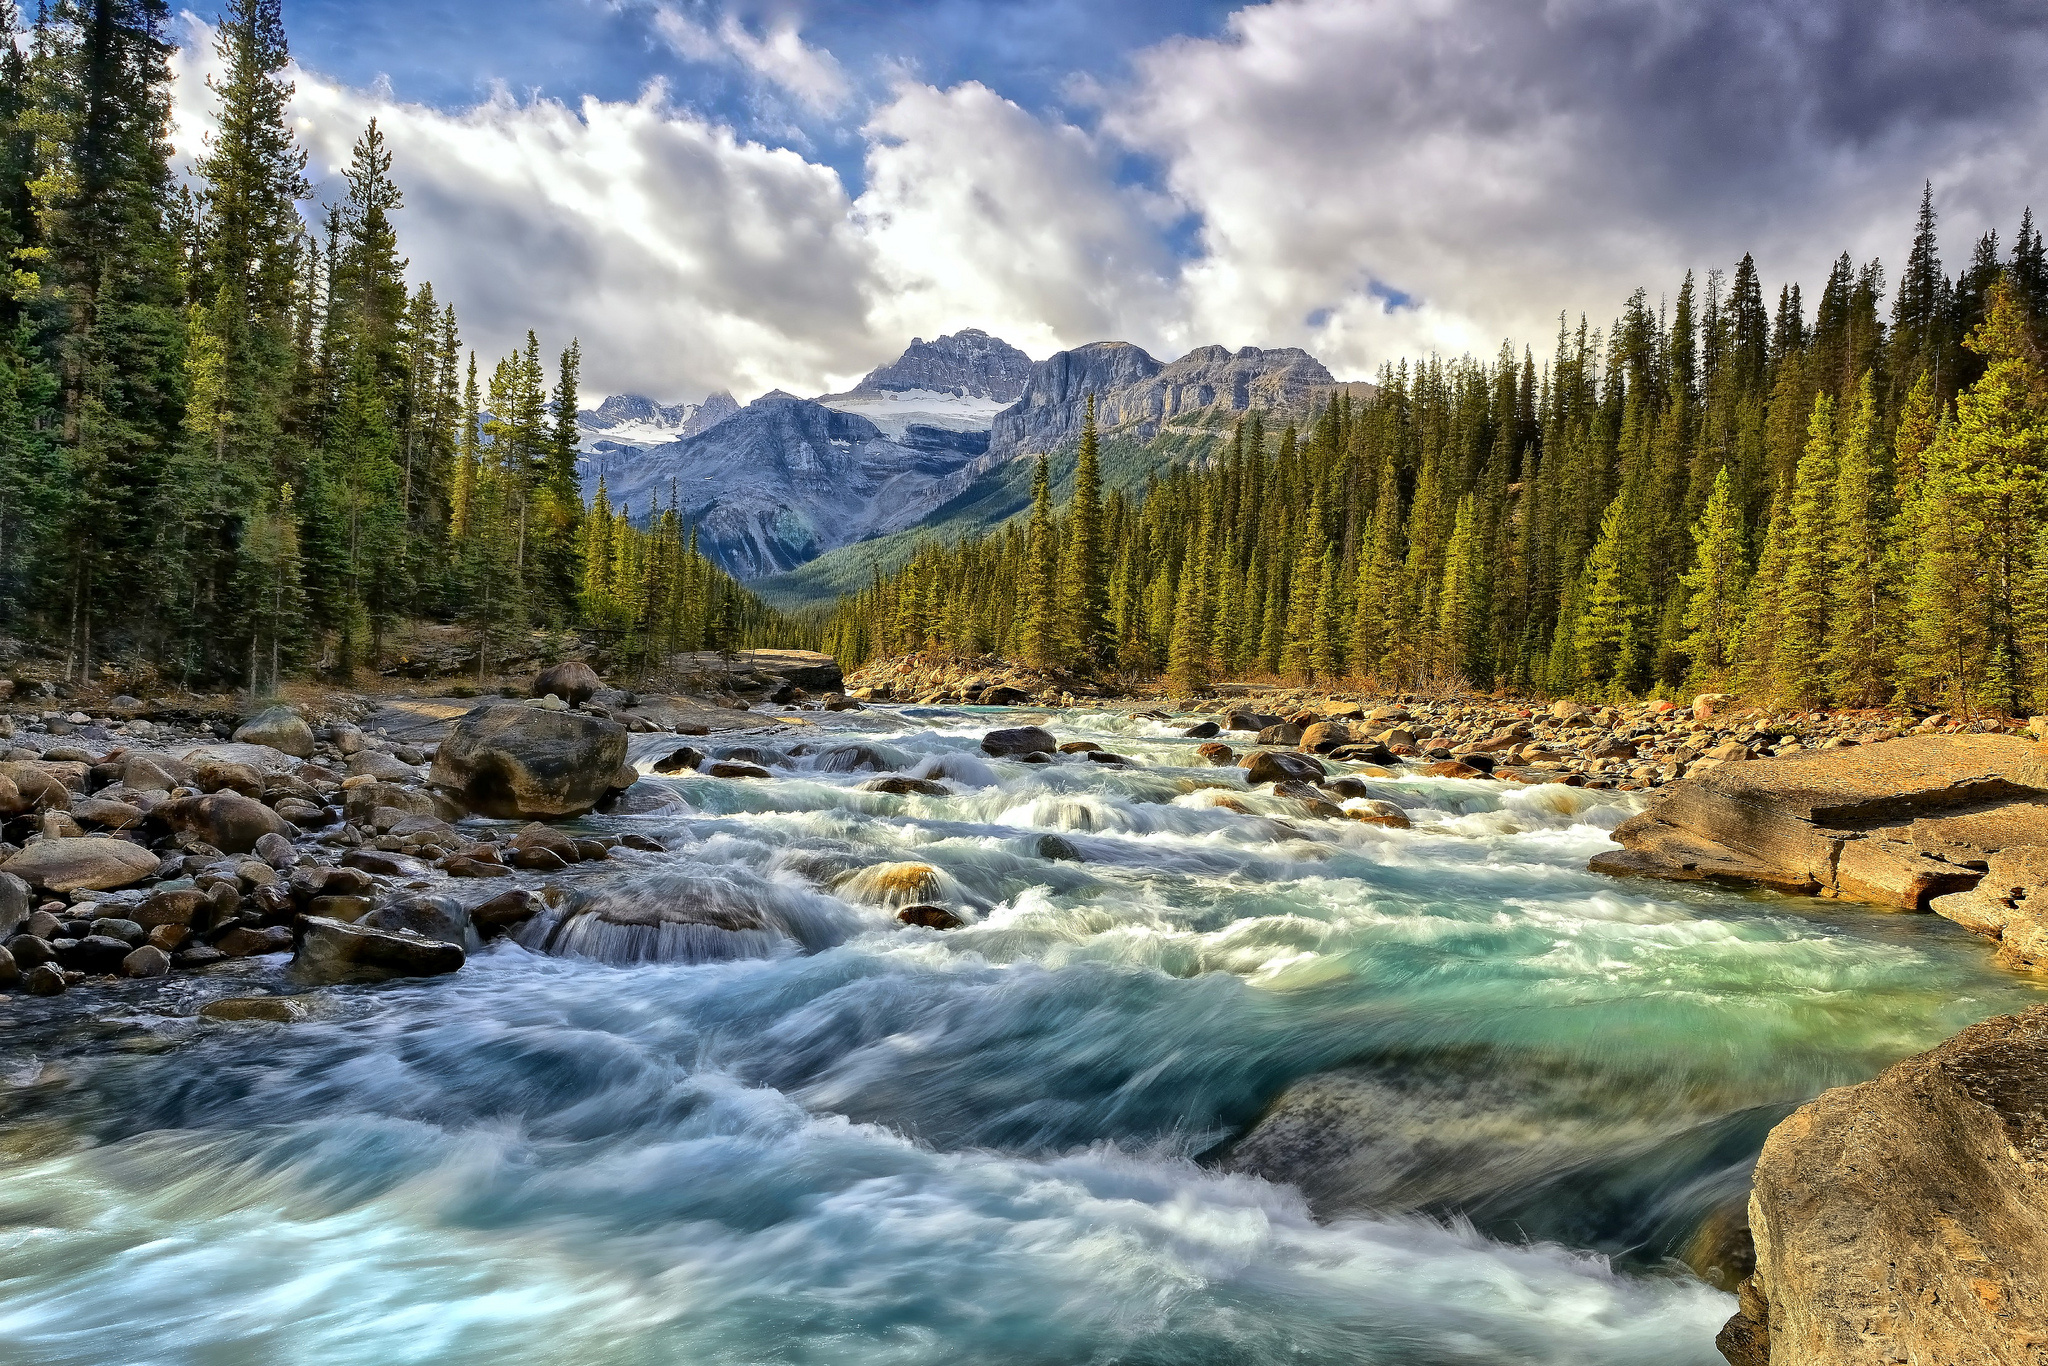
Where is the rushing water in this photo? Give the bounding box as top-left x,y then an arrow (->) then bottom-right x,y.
0,705 -> 2039,1365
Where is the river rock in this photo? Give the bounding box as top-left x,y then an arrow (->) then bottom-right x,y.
471,889 -> 545,938
347,750 -> 421,783
157,792 -> 291,855
428,702 -> 629,820
22,963 -> 65,995
295,915 -> 465,983
1182,720 -> 1222,739
0,762 -> 71,811
1719,1005 -> 2048,1365
862,776 -> 949,797
200,996 -> 308,1022
232,705 -> 315,758
1242,751 -> 1326,786
519,868 -> 850,966
532,660 -> 601,706
981,726 -> 1058,758
1593,734 -> 2046,908
121,944 -> 170,978
2,836 -> 158,891
1298,722 -> 1350,753
356,894 -> 469,947
0,870 -> 28,936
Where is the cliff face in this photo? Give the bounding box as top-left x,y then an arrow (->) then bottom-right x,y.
988,342 -> 1338,458
1720,1005 -> 2048,1366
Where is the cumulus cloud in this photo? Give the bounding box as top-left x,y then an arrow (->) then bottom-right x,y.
1108,0 -> 2048,374
858,81 -> 1178,359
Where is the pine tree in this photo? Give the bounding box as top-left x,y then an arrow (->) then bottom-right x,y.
1058,394 -> 1108,667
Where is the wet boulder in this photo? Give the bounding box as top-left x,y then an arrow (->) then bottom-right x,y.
355,894 -> 470,948
533,661 -> 602,706
295,915 -> 465,983
232,705 -> 316,758
200,996 -> 308,1022
3,836 -> 158,892
1720,1005 -> 2048,1366
1182,720 -> 1222,739
897,905 -> 963,930
1195,742 -> 1238,766
981,726 -> 1058,758
428,702 -> 629,820
862,776 -> 949,797
471,889 -> 546,939
651,745 -> 704,774
157,791 -> 291,854
1242,751 -> 1326,786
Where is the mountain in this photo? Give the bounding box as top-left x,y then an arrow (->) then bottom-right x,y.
988,342 -> 1336,459
816,328 -> 1032,440
754,341 -> 1354,607
577,390 -> 739,456
579,391 -> 985,579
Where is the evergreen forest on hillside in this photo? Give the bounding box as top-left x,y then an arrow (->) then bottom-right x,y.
0,0 -> 799,693
824,190 -> 2048,716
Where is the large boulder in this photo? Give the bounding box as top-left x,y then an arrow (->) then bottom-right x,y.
1593,734 -> 2047,908
428,703 -> 629,819
1719,1006 -> 2048,1365
981,726 -> 1058,758
232,705 -> 316,758
156,791 -> 291,854
1242,751 -> 1326,786
532,660 -> 602,706
294,915 -> 465,984
2,836 -> 158,891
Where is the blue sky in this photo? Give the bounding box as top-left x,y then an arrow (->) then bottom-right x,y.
169,1 -> 2048,402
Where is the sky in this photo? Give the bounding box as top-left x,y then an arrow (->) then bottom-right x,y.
168,0 -> 2048,404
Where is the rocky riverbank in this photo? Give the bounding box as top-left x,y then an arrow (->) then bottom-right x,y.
0,651 -> 852,1002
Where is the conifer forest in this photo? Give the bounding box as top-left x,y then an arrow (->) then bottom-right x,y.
825,194 -> 2048,716
0,0 -> 789,693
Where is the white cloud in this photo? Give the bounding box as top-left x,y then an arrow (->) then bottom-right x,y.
170,0 -> 2048,404
650,6 -> 850,115
856,81 -> 1178,360
1106,0 -> 2048,376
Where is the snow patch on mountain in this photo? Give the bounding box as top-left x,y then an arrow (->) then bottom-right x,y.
815,388 -> 1012,439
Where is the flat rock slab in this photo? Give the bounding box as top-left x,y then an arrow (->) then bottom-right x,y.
1721,1005 -> 2048,1366
1598,735 -> 2046,908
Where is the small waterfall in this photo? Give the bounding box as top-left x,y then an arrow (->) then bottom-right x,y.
518,864 -> 871,966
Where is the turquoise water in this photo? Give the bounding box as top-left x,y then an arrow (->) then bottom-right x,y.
0,706 -> 2037,1365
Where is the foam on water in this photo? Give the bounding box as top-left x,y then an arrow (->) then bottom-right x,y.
0,701 -> 2039,1364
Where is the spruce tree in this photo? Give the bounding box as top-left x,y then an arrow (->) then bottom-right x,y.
1058,394 -> 1108,667
1679,466 -> 1747,683
1772,393 -> 1839,707
1824,372 -> 1892,705
1018,454 -> 1058,668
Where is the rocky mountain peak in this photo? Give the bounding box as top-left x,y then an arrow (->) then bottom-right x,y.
988,340 -> 1337,459
850,329 -> 1033,402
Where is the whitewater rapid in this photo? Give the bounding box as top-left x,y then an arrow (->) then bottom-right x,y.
0,704 -> 2037,1365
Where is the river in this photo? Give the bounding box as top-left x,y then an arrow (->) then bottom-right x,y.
0,703 -> 2038,1365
